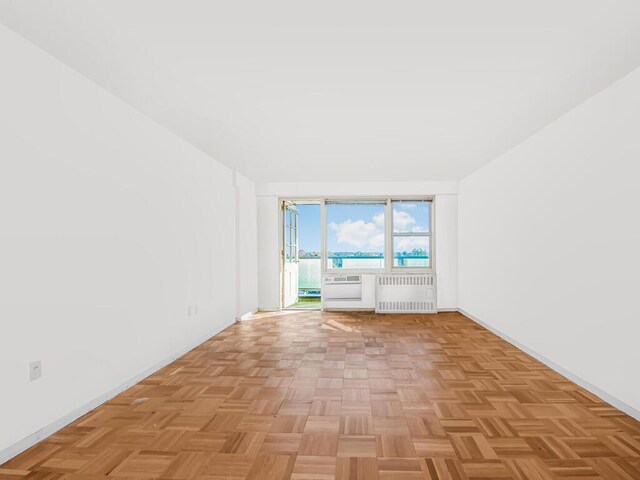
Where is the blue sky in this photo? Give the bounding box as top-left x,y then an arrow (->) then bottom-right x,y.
297,204 -> 321,252
327,203 -> 385,253
296,202 -> 429,253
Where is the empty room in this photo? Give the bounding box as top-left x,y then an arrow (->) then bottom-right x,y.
1,1 -> 639,479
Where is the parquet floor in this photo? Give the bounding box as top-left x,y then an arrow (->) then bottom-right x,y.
2,311 -> 640,480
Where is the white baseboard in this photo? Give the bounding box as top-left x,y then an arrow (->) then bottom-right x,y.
262,308 -> 457,313
324,308 -> 375,312
258,306 -> 281,312
0,319 -> 235,465
458,308 -> 640,422
237,309 -> 258,321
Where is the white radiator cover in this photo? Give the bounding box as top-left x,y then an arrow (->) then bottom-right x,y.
375,273 -> 437,313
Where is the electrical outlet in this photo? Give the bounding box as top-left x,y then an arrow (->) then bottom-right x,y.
29,360 -> 42,382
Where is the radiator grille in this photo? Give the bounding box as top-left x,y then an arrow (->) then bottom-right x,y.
377,275 -> 434,286
325,275 -> 361,284
377,301 -> 435,312
375,273 -> 437,314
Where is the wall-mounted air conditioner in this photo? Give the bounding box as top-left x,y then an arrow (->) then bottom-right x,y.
322,274 -> 375,310
323,275 -> 362,301
375,273 -> 437,313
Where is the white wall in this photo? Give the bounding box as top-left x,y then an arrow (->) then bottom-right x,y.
255,182 -> 459,311
434,195 -> 458,309
0,24 -> 250,456
459,68 -> 640,416
257,196 -> 282,311
235,173 -> 259,317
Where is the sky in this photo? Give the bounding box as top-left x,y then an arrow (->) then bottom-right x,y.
327,203 -> 385,253
296,202 -> 429,254
297,203 -> 321,252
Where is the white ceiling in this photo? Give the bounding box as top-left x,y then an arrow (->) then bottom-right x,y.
2,1 -> 640,182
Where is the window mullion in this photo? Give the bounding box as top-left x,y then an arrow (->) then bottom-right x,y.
385,198 -> 393,272
320,199 -> 327,274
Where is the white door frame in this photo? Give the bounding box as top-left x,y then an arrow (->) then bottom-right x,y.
281,201 -> 299,308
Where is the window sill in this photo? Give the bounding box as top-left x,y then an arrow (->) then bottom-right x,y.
324,268 -> 434,275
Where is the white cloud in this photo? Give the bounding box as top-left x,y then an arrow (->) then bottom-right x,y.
329,218 -> 384,251
369,232 -> 385,249
329,210 -> 427,253
393,209 -> 416,231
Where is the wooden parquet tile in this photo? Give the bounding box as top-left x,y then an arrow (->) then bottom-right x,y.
2,311 -> 640,480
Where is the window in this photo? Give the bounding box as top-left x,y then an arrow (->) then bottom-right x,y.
392,200 -> 431,268
326,201 -> 385,269
284,205 -> 298,263
317,197 -> 433,272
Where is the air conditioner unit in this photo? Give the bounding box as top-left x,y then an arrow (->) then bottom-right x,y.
323,275 -> 362,302
375,273 -> 437,313
323,274 -> 378,311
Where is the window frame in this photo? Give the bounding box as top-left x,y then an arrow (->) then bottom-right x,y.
280,195 -> 435,276
325,199 -> 388,272
284,203 -> 298,264
390,199 -> 432,270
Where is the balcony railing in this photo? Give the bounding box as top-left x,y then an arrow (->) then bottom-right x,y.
299,257 -> 322,294
299,254 -> 429,296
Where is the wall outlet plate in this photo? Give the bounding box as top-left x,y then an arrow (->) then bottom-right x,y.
29,360 -> 42,382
